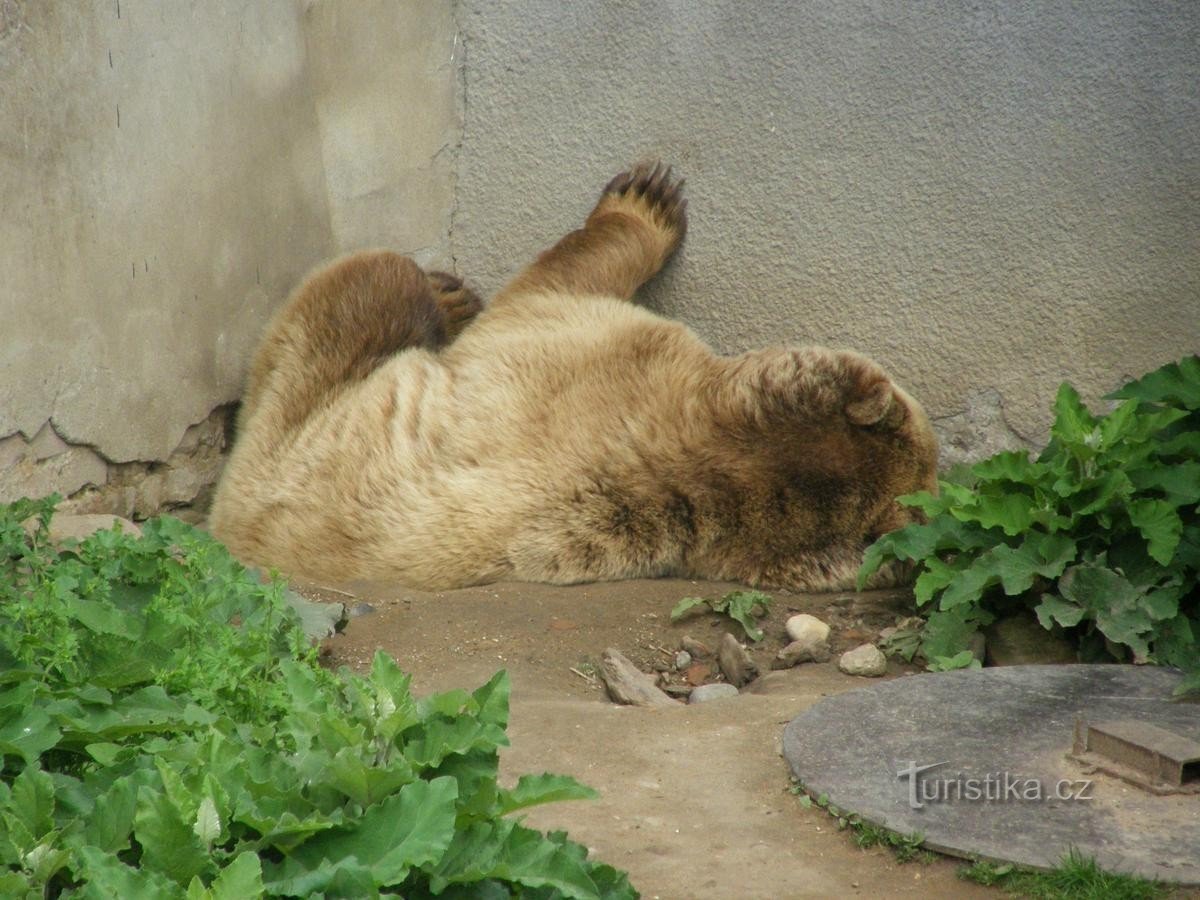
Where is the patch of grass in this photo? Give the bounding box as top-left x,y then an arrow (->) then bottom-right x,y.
958,849 -> 1172,899
789,782 -> 931,864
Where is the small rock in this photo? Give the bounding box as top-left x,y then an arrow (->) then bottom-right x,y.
684,662 -> 712,686
785,613 -> 830,644
25,513 -> 143,544
984,614 -> 1075,666
717,633 -> 758,687
348,602 -> 376,618
599,648 -> 679,708
876,625 -> 898,643
680,636 -> 712,659
838,643 -> 888,677
771,634 -> 831,669
688,683 -> 739,704
661,682 -> 694,698
674,650 -> 693,670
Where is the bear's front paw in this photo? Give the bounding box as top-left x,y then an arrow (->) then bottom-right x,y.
594,161 -> 688,242
427,271 -> 484,339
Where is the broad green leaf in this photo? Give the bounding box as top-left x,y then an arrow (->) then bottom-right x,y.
1130,462 -> 1200,506
193,796 -> 221,847
970,450 -> 1046,485
262,856 -> 375,899
496,773 -> 598,817
1060,564 -> 1153,659
81,776 -> 138,853
921,606 -> 991,661
278,776 -> 458,886
928,650 -> 980,672
0,706 -> 61,765
1066,470 -> 1134,514
427,820 -> 600,897
1109,355 -> 1200,410
10,765 -> 56,839
471,670 -> 511,731
913,556 -> 968,607
207,852 -> 265,900
325,745 -> 415,807
73,845 -> 184,900
67,596 -> 131,636
717,590 -> 772,642
134,783 -> 212,887
1128,498 -> 1183,565
668,597 -> 708,622
1050,383 -> 1098,448
954,493 -> 1037,536
24,839 -> 71,884
1152,615 -> 1195,671
1035,594 -> 1086,629
1097,399 -> 1141,450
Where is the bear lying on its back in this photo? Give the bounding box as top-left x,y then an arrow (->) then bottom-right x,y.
209,163 -> 938,591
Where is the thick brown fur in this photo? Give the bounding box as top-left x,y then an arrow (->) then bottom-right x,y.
210,162 -> 938,591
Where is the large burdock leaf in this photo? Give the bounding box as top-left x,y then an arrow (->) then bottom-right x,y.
267,776 -> 458,892
1128,498 -> 1183,565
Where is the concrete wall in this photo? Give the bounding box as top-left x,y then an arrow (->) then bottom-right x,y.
3,1 -> 1197,514
0,0 -> 459,513
452,0 -> 1200,465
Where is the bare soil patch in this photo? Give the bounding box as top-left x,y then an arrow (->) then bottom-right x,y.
308,577 -> 996,899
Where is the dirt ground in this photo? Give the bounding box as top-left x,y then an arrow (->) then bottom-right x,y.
301,576 -> 998,900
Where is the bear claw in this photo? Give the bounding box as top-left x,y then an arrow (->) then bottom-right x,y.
602,160 -> 688,237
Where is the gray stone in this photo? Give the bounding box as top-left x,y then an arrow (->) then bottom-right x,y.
688,683 -> 739,704
838,643 -> 888,677
782,665 -> 1199,884
985,613 -> 1076,666
680,636 -> 712,659
785,613 -> 830,644
716,633 -> 758,687
599,648 -> 680,708
28,513 -> 142,544
674,650 -> 693,670
771,635 -> 832,669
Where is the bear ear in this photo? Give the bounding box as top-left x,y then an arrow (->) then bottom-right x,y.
845,381 -> 907,429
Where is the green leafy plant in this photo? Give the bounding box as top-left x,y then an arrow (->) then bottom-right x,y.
0,497 -> 635,898
859,357 -> 1200,694
670,590 -> 773,641
959,849 -> 1169,899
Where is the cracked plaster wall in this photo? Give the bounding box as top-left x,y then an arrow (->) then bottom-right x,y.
1,1 -> 459,512
452,1 -> 1200,458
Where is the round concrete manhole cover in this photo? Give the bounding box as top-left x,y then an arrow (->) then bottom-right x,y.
782,665 -> 1199,884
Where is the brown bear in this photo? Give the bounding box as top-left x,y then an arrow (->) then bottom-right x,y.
209,162 -> 938,591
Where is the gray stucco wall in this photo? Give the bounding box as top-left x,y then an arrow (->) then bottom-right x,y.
3,2 -> 1197,512
452,1 -> 1200,462
0,0 -> 459,512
